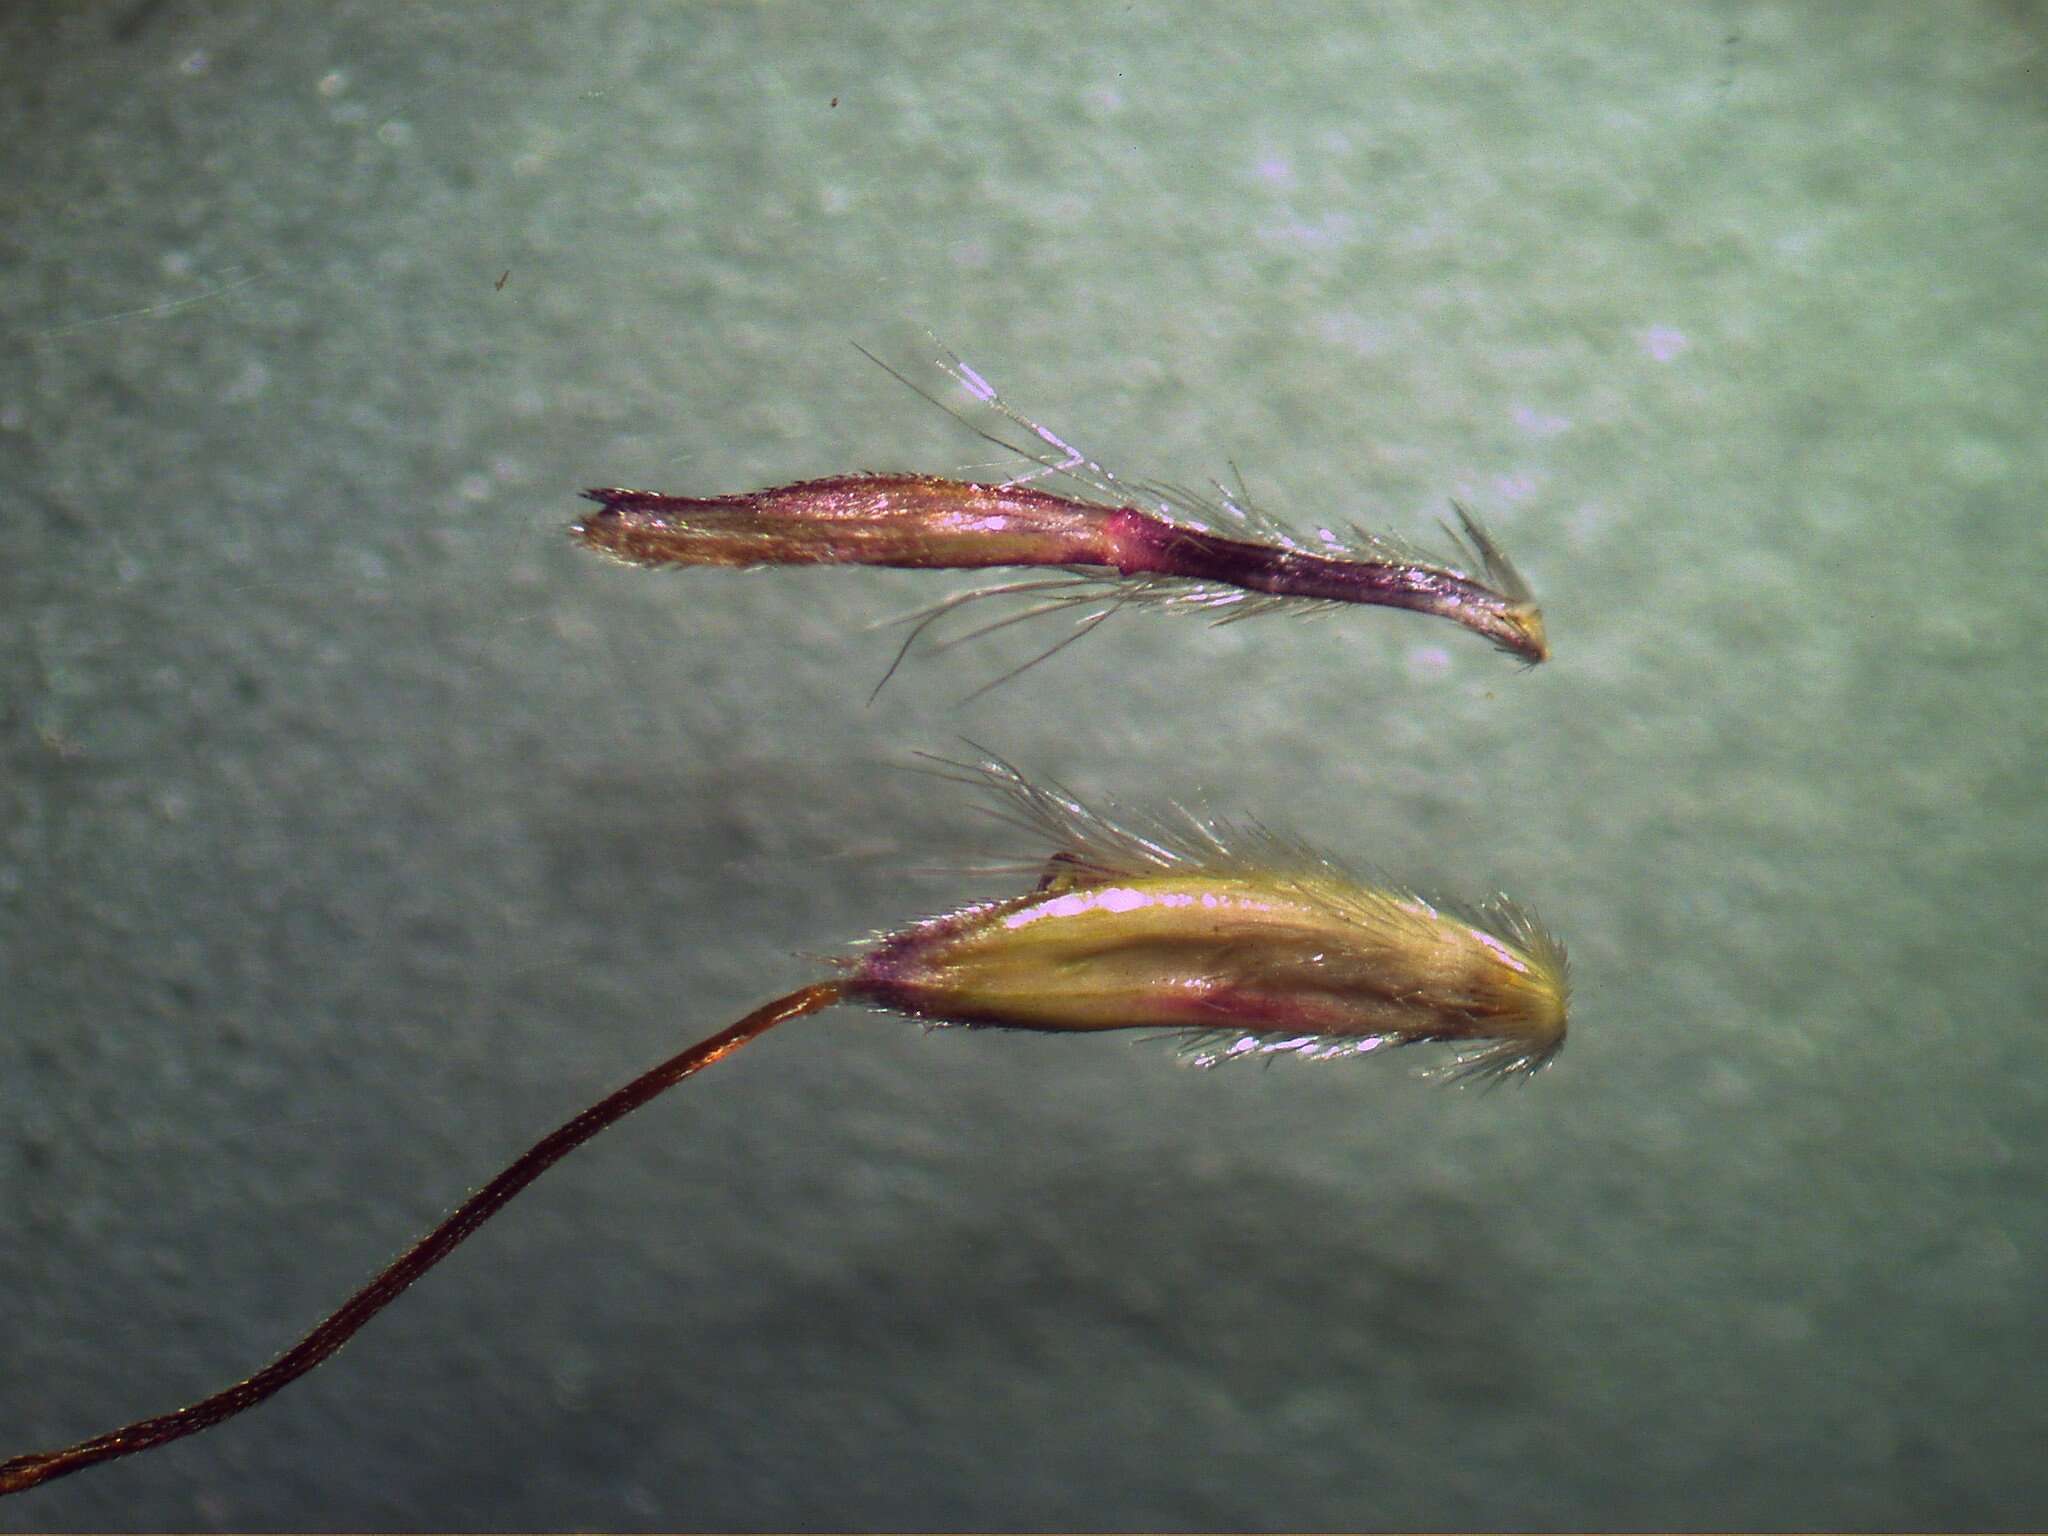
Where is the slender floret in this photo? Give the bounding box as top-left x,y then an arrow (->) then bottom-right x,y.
572,341 -> 1549,685
0,758 -> 1567,1499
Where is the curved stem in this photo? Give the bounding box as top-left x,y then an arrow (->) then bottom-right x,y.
0,980 -> 844,1498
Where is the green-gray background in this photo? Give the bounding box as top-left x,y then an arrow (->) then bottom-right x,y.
4,3 -> 2043,1529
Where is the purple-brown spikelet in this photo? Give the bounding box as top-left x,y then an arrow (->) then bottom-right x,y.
572,343 -> 1549,676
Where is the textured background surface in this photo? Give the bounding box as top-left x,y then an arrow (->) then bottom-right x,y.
4,2 -> 2045,1529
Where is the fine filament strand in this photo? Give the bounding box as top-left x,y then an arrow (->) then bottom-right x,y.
0,981 -> 844,1498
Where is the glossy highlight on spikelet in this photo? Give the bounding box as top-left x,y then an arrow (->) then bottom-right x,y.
0,757 -> 1567,1500
852,756 -> 1570,1082
572,341 -> 1548,689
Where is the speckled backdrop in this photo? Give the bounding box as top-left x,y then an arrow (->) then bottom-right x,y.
4,3 -> 2044,1530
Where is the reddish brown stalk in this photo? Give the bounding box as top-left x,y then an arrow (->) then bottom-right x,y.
0,981 -> 842,1499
